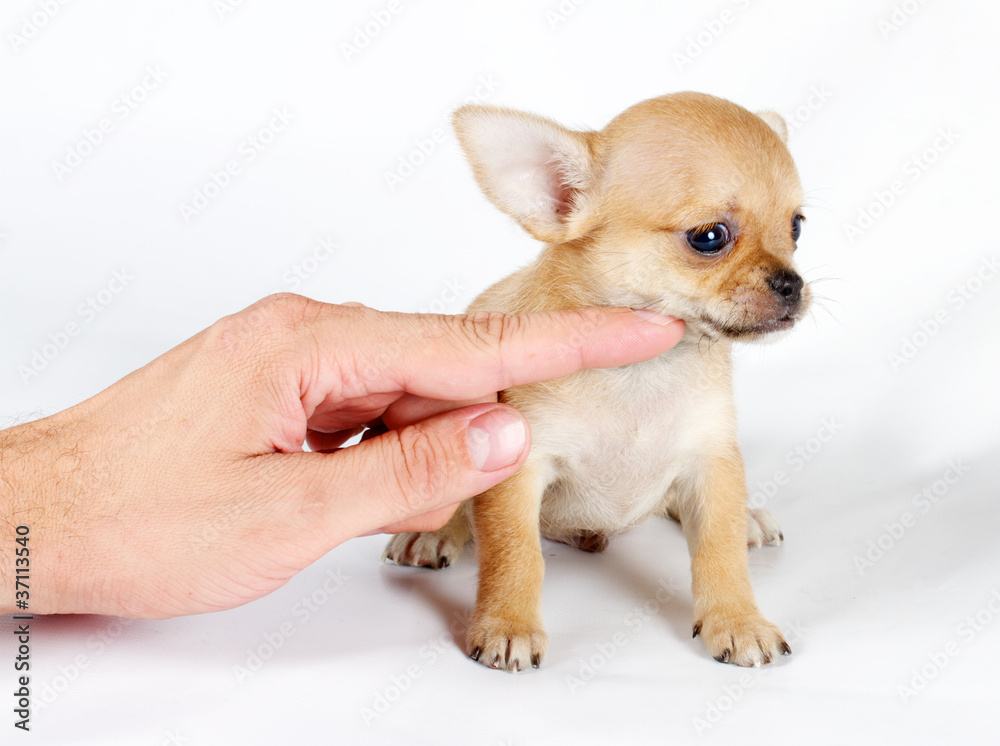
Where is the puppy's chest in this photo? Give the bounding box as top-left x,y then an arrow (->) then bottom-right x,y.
526,356 -> 722,530
564,405 -> 678,495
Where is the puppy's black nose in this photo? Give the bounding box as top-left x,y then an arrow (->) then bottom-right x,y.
769,270 -> 803,307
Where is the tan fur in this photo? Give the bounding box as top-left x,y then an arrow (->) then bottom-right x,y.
384,92 -> 809,670
466,462 -> 549,670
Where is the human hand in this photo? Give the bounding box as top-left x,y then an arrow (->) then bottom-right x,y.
0,294 -> 683,618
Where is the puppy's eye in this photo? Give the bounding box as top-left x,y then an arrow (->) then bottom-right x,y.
792,213 -> 804,241
686,223 -> 731,254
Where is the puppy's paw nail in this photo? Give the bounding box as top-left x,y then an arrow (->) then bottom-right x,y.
779,641 -> 792,656
467,616 -> 548,673
692,622 -> 702,638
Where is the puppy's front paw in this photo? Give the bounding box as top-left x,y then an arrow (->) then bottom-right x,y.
693,608 -> 790,667
382,531 -> 462,569
747,508 -> 783,548
467,615 -> 548,673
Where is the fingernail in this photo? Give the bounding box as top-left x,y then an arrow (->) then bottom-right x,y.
467,409 -> 526,471
631,308 -> 679,326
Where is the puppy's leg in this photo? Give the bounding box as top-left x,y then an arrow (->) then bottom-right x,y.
661,488 -> 783,548
382,502 -> 472,570
681,452 -> 790,666
467,461 -> 547,672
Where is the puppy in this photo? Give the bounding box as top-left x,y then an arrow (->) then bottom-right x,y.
384,92 -> 810,670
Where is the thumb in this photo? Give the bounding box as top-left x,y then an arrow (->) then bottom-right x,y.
297,403 -> 530,542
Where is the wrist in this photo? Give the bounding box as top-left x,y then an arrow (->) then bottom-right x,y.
1,422 -> 39,615
0,414 -> 83,616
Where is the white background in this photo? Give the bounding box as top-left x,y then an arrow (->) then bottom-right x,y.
2,1 -> 999,744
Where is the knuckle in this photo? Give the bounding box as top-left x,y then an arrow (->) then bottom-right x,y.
459,311 -> 524,386
212,293 -> 310,342
204,294 -> 322,378
462,311 -> 521,348
252,292 -> 316,327
392,424 -> 453,514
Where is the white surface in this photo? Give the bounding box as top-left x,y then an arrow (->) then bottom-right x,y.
2,1 -> 999,744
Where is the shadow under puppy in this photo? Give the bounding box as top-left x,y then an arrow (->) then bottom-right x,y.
385,91 -> 810,671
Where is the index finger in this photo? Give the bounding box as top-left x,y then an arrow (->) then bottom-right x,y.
310,304 -> 685,402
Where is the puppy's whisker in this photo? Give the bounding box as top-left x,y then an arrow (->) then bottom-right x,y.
812,302 -> 842,322
809,292 -> 841,308
804,276 -> 844,286
802,267 -> 843,279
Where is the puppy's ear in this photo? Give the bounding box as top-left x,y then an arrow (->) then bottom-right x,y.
452,105 -> 598,243
756,110 -> 789,143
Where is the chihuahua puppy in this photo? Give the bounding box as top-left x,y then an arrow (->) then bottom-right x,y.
384,92 -> 809,671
